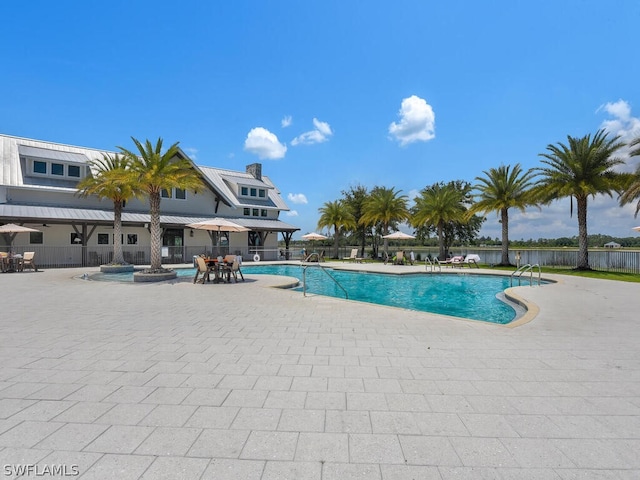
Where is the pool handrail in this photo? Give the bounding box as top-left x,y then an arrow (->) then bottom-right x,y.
425,257 -> 441,273
510,263 -> 541,287
301,260 -> 349,299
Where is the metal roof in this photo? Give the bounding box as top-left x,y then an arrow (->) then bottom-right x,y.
0,204 -> 299,232
18,145 -> 89,164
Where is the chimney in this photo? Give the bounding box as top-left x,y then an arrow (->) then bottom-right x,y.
246,163 -> 262,180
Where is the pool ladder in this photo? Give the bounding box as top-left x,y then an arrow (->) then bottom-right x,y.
425,257 -> 441,273
510,264 -> 541,287
302,255 -> 348,299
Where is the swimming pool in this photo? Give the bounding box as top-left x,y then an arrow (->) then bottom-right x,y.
90,264 -> 525,324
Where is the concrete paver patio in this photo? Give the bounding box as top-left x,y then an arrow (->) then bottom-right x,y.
0,264 -> 639,479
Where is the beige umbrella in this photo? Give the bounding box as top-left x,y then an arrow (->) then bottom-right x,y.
382,231 -> 415,240
186,218 -> 249,254
0,223 -> 40,233
301,232 -> 327,256
0,223 -> 40,253
633,226 -> 640,232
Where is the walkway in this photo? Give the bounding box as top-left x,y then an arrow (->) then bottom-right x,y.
0,265 -> 639,479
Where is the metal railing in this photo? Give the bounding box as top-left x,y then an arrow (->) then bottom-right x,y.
301,260 -> 348,299
425,257 -> 440,273
510,264 -> 541,287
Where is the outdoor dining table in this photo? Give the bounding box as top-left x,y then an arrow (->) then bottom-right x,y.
203,258 -> 232,283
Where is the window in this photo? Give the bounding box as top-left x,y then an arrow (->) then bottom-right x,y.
175,188 -> 186,200
252,208 -> 259,216
127,234 -> 138,245
51,163 -> 64,176
261,209 -> 268,217
250,188 -> 257,197
68,165 -> 80,177
161,189 -> 172,198
259,189 -> 266,198
33,161 -> 47,174
241,186 -> 249,196
30,232 -> 43,244
98,234 -> 109,245
243,208 -> 250,216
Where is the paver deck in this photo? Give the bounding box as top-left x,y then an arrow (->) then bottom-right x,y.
1,264 -> 639,479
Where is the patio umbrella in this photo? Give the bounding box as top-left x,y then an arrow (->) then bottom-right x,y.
633,226 -> 640,232
301,232 -> 327,256
0,224 -> 40,252
382,231 -> 415,240
301,232 -> 328,241
186,218 -> 249,254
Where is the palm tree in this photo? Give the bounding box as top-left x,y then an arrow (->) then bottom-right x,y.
467,164 -> 538,265
536,129 -> 626,270
119,138 -> 203,272
360,187 -> 409,257
341,185 -> 369,258
317,200 -> 356,258
76,153 -> 140,265
620,136 -> 640,217
411,182 -> 468,260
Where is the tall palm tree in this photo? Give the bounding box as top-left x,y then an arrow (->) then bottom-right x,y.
317,200 -> 356,258
536,129 -> 626,270
467,164 -> 538,265
360,187 -> 409,257
620,136 -> 640,217
411,182 -> 468,260
119,138 -> 203,272
341,185 -> 369,257
76,153 -> 140,265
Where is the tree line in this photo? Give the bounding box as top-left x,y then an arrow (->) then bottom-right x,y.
315,130 -> 640,269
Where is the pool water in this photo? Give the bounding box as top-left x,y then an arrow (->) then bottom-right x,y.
91,264 -> 523,324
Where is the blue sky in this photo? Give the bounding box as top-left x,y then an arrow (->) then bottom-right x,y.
2,1 -> 640,240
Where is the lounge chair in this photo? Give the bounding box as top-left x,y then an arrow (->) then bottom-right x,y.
343,248 -> 362,263
393,251 -> 405,265
193,256 -> 212,284
22,252 -> 37,271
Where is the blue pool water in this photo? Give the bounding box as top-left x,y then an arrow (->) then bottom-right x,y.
90,264 -> 523,324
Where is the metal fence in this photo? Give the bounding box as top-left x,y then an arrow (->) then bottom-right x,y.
0,245 -> 305,269
336,246 -> 640,274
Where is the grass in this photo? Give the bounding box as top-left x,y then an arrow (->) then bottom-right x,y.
487,265 -> 640,283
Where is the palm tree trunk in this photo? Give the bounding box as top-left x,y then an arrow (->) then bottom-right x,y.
383,224 -> 389,257
333,227 -> 340,259
576,196 -> 590,270
149,192 -> 163,270
112,200 -> 125,264
437,224 -> 445,260
500,208 -> 510,265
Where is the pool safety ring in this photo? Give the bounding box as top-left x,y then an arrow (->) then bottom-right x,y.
253,254 -> 261,262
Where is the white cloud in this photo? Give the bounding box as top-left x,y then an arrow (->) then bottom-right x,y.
243,127 -> 287,160
183,147 -> 198,160
389,95 -> 436,146
281,115 -> 292,128
291,118 -> 333,146
287,193 -> 308,204
285,210 -> 299,217
598,99 -> 640,171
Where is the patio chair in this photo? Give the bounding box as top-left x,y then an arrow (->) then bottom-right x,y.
22,252 -> 37,271
0,252 -> 8,272
193,256 -> 212,284
393,251 -> 405,265
228,259 -> 245,282
343,248 -> 363,263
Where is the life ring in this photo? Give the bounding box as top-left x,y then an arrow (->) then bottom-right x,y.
253,254 -> 261,262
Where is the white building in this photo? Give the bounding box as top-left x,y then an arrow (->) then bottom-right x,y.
0,134 -> 299,267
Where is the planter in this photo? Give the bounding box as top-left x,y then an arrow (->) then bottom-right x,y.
100,264 -> 135,274
133,270 -> 177,283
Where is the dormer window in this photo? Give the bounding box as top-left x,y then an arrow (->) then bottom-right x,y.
239,185 -> 267,198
